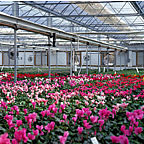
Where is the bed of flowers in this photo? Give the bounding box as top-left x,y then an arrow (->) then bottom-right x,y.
0,72 -> 144,144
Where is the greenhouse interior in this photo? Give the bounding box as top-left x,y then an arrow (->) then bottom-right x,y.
0,1 -> 144,144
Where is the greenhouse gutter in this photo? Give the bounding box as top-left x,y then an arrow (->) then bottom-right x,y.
0,12 -> 127,51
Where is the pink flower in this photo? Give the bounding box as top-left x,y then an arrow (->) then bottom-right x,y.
44,122 -> 55,133
25,112 -> 37,129
41,110 -> 46,117
59,131 -> 69,144
28,133 -> 35,140
121,125 -> 126,134
23,109 -> 27,115
32,129 -> 39,136
14,128 -> 28,143
119,135 -> 129,144
111,135 -> 129,144
83,120 -> 92,129
0,133 -> 10,144
90,116 -> 98,124
129,126 -> 133,134
32,102 -> 36,109
63,114 -> 67,121
98,119 -> 104,131
60,104 -> 66,110
111,136 -> 120,143
77,127 -> 83,135
12,139 -> 19,144
134,127 -> 143,135
36,125 -> 44,135
16,120 -> 22,127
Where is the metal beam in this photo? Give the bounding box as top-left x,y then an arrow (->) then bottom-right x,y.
0,12 -> 127,50
20,13 -> 144,18
18,1 -> 123,5
21,1 -> 99,33
75,31 -> 144,35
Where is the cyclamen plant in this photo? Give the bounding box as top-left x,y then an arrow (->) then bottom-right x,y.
0,72 -> 144,144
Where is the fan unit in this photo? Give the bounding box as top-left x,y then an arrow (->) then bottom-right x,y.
83,55 -> 90,61
27,56 -> 33,62
104,54 -> 114,66
8,48 -> 19,60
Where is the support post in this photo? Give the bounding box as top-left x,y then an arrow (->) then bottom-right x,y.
70,42 -> 73,76
73,45 -> 75,74
8,48 -> 10,66
120,50 -> 122,71
98,45 -> 100,73
107,48 -> 109,72
124,51 -> 126,70
48,36 -> 51,78
13,1 -> 19,83
114,49 -> 116,71
24,46 -> 26,70
86,43 -> 88,74
14,28 -> 17,83
33,48 -> 35,68
41,50 -> 42,68
56,50 -> 58,68
143,51 -> 144,68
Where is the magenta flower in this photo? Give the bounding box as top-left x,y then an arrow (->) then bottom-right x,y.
83,120 -> 92,129
111,136 -> 120,143
12,139 -> 19,144
32,129 -> 39,136
28,133 -> 35,140
111,135 -> 129,144
16,120 -> 22,127
59,131 -> 69,144
0,133 -> 10,144
63,114 -> 67,121
23,109 -> 27,115
32,102 -> 36,109
134,127 -> 143,135
36,125 -> 44,135
25,112 -> 37,128
77,127 -> 83,135
60,104 -> 66,110
119,135 -> 129,144
14,128 -> 28,143
121,125 -> 126,134
90,115 -> 98,124
45,122 -> 55,133
98,119 -> 104,131
41,110 -> 46,117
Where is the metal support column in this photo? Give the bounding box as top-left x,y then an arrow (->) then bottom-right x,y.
13,1 -> 19,82
124,51 -> 126,70
41,51 -> 42,68
120,50 -> 122,71
114,49 -> 116,71
73,45 -> 75,74
8,48 -> 10,66
14,28 -> 17,83
107,48 -> 109,72
143,51 -> 144,68
45,50 -> 47,67
33,48 -> 35,68
70,42 -> 73,76
98,45 -> 100,73
48,36 -> 51,78
24,46 -> 26,70
56,50 -> 58,68
86,44 -> 88,74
